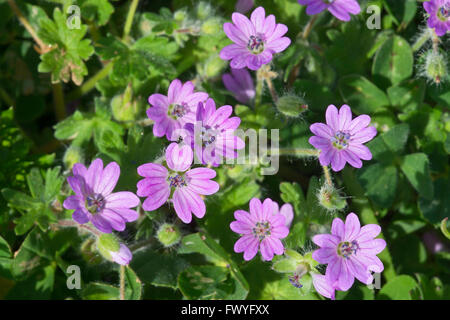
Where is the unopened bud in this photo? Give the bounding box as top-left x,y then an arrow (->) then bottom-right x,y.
317,183 -> 346,212
81,238 -> 102,265
156,223 -> 181,248
196,2 -> 213,20
201,18 -> 222,35
63,146 -> 84,169
96,234 -> 132,265
422,50 -> 448,85
174,9 -> 187,22
111,84 -> 139,122
276,94 -> 308,118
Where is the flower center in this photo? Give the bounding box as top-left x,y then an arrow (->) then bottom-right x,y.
201,126 -> 218,146
247,34 -> 265,54
437,5 -> 450,21
252,221 -> 271,241
322,0 -> 334,4
337,241 -> 359,259
86,193 -> 105,214
331,130 -> 350,150
169,102 -> 189,119
168,174 -> 187,188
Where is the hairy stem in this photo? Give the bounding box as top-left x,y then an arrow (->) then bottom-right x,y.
273,148 -> 319,157
255,69 -> 264,108
119,265 -> 126,300
66,63 -> 113,102
7,0 -> 50,53
322,165 -> 333,186
301,15 -> 318,40
412,29 -> 432,52
52,82 -> 66,120
123,0 -> 140,42
54,219 -> 102,237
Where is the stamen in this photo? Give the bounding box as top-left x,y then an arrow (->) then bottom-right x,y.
252,221 -> 271,241
247,34 -> 265,54
331,130 -> 350,150
86,194 -> 105,214
337,240 -> 359,259
170,102 -> 189,119
169,174 -> 187,188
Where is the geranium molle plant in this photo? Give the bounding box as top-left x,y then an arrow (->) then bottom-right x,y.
312,213 -> 386,299
220,6 -> 291,70
63,159 -> 140,233
309,104 -> 377,172
147,79 -> 209,141
136,143 -> 219,223
230,198 -> 290,261
298,0 -> 361,22
183,98 -> 245,167
423,0 -> 450,36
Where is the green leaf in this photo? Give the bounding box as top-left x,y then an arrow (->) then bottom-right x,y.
279,182 -> 306,217
381,123 -> 410,154
43,166 -> 63,203
419,177 -> 450,224
383,0 -> 417,28
441,218 -> 450,240
82,282 -> 119,300
1,188 -> 42,211
26,168 -> 44,200
0,235 -> 11,258
387,79 -> 426,111
358,163 -> 398,208
178,266 -> 233,300
38,8 -> 94,85
378,275 -> 417,300
400,153 -> 433,200
130,248 -> 190,289
338,75 -> 389,114
125,266 -> 142,300
372,35 -> 413,86
79,0 -> 114,26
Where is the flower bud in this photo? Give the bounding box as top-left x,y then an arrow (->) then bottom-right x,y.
111,84 -> 139,122
63,146 -> 84,169
317,183 -> 346,212
174,9 -> 187,22
276,94 -> 308,118
196,2 -> 213,20
156,223 -> 181,248
422,50 -> 448,85
201,18 -> 222,35
81,238 -> 102,265
96,234 -> 132,265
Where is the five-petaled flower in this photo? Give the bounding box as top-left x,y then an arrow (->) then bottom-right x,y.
312,213 -> 386,299
230,198 -> 290,261
298,0 -> 361,22
309,104 -> 377,172
220,6 -> 291,70
63,159 -> 140,233
423,0 -> 450,36
147,79 -> 209,141
137,143 -> 220,223
183,98 -> 245,167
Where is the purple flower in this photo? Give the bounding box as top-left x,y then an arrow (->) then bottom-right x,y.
312,213 -> 386,298
63,159 -> 140,233
110,244 -> 133,265
424,0 -> 450,36
147,79 -> 209,140
136,143 -> 220,224
271,201 -> 294,228
183,98 -> 245,167
236,0 -> 254,14
230,198 -> 290,261
309,104 -> 377,172
298,0 -> 361,22
220,6 -> 291,70
222,68 -> 255,104
312,274 -> 338,300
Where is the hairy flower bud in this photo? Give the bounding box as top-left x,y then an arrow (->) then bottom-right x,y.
422,50 -> 448,85
63,146 -> 84,169
111,84 -> 139,122
201,18 -> 222,35
96,234 -> 132,265
276,94 -> 308,118
156,223 -> 182,248
317,183 -> 346,212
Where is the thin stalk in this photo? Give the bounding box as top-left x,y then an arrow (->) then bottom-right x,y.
123,0 -> 140,42
66,63 -> 113,102
119,265 -> 126,300
54,219 -> 102,237
273,148 -> 319,157
264,77 -> 278,103
7,0 -> 50,53
412,29 -> 432,52
322,165 -> 333,186
52,82 -> 66,120
301,15 -> 318,40
255,69 -> 264,108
